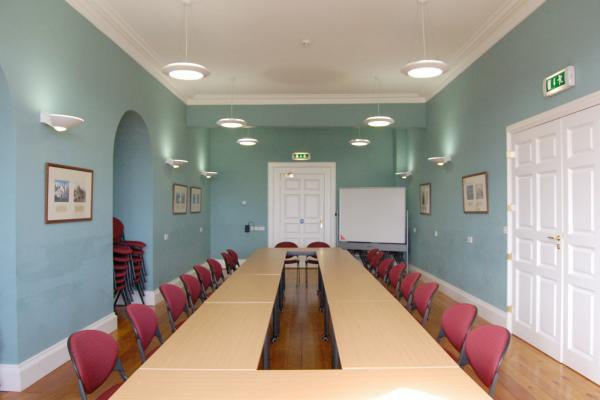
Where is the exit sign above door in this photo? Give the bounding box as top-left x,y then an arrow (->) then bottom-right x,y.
544,66 -> 575,97
292,152 -> 311,161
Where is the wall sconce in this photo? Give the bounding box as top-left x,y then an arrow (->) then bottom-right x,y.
395,171 -> 412,179
40,112 -> 84,132
200,171 -> 218,179
165,158 -> 189,169
428,156 -> 451,166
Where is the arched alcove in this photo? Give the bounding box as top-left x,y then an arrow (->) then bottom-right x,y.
113,110 -> 154,299
0,65 -> 18,363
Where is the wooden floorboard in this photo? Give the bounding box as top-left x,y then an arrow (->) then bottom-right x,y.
1,269 -> 599,399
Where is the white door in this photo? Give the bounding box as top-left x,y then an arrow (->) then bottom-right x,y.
561,105 -> 600,382
511,119 -> 563,360
269,163 -> 335,247
510,103 -> 600,383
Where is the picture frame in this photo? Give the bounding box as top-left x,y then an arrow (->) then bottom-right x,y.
45,163 -> 94,223
190,186 -> 202,213
172,184 -> 188,214
419,183 -> 431,215
462,172 -> 489,214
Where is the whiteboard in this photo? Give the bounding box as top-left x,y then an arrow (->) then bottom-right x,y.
339,187 -> 406,244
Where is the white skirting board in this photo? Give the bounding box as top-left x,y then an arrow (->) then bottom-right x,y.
0,313 -> 117,392
409,265 -> 506,327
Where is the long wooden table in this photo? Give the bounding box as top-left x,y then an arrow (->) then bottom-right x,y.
114,247 -> 489,399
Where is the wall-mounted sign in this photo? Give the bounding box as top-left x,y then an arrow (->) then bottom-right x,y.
292,152 -> 311,161
544,66 -> 575,97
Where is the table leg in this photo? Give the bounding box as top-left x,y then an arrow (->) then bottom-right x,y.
263,334 -> 270,369
322,294 -> 329,342
272,303 -> 280,342
332,329 -> 340,369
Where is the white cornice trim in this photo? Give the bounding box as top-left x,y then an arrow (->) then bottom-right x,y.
65,0 -> 187,103
188,93 -> 426,106
427,0 -> 545,101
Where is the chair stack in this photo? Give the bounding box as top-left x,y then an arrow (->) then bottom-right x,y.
113,217 -> 148,308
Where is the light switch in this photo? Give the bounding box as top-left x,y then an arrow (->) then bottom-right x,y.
164,233 -> 169,241
199,227 -> 203,233
434,230 -> 438,237
467,236 -> 474,244
413,227 -> 417,233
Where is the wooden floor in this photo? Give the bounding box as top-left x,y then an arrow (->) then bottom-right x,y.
2,269 -> 599,399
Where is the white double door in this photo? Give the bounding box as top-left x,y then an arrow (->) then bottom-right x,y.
510,104 -> 600,383
269,163 -> 335,248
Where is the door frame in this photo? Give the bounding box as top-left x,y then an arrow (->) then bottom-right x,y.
268,162 -> 337,247
506,89 -> 600,331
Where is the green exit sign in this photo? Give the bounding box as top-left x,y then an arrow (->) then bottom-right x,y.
544,66 -> 575,97
292,152 -> 311,161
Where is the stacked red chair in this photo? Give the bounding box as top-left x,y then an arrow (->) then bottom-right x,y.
113,246 -> 131,308
113,217 -> 148,307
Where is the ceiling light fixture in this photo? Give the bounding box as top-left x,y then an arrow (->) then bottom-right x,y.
40,112 -> 84,132
428,156 -> 451,166
402,0 -> 448,79
162,0 -> 209,81
364,77 -> 395,127
200,171 -> 218,179
348,138 -> 371,147
217,77 -> 248,128
236,137 -> 258,146
395,171 -> 412,179
165,158 -> 189,168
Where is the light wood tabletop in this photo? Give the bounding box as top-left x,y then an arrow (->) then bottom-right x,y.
113,368 -> 490,399
206,273 -> 282,303
236,247 -> 287,275
329,300 -> 457,369
142,303 -> 273,370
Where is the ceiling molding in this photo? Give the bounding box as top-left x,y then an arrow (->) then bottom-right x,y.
188,93 -> 426,106
65,0 -> 188,103
427,0 -> 546,101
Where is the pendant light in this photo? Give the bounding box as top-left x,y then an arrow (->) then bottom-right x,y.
162,0 -> 209,81
217,77 -> 248,128
349,127 -> 371,147
363,77 -> 395,128
402,0 -> 448,79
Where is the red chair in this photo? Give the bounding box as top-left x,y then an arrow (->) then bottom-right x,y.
459,325 -> 511,396
67,330 -> 127,400
412,282 -> 439,326
221,251 -> 236,275
437,303 -> 478,360
125,304 -> 163,363
227,249 -> 241,270
400,271 -> 421,308
113,217 -> 147,284
159,284 -> 190,333
388,263 -> 406,297
368,250 -> 385,275
376,257 -> 394,282
180,274 -> 202,311
193,264 -> 214,299
364,248 -> 379,269
207,258 -> 225,287
275,241 -> 300,286
304,241 -> 330,287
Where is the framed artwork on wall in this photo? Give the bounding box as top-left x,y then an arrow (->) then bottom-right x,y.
45,163 -> 94,223
419,183 -> 431,215
462,172 -> 489,213
172,184 -> 188,214
190,186 -> 202,213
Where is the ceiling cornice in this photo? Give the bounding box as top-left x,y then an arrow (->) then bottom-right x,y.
426,0 -> 546,101
188,93 -> 426,106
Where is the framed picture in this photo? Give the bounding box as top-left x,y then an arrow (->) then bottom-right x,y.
172,184 -> 188,214
45,163 -> 94,223
419,183 -> 431,215
190,186 -> 202,213
462,172 -> 489,214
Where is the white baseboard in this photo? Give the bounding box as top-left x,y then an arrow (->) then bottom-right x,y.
410,265 -> 506,327
0,313 -> 117,392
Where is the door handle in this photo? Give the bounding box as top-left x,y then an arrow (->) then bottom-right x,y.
546,235 -> 561,241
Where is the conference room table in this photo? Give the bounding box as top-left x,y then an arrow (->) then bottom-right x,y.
114,247 -> 489,399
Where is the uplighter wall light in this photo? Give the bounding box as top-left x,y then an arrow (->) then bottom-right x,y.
165,158 -> 189,168
428,156 -> 451,166
200,171 -> 218,179
40,112 -> 84,132
395,171 -> 412,179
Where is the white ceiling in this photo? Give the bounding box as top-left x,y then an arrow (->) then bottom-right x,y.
67,0 -> 544,105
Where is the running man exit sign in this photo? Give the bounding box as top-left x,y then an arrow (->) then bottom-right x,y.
292,152 -> 311,161
544,66 -> 575,97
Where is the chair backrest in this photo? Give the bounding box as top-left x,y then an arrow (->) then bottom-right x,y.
125,304 -> 161,363
439,303 -> 478,353
461,325 -> 511,394
221,251 -> 235,273
388,263 -> 407,289
376,257 -> 394,280
180,274 -> 202,308
275,241 -> 298,248
413,282 -> 439,322
307,241 -> 330,248
67,330 -> 120,394
159,284 -> 188,325
207,258 -> 224,281
113,217 -> 124,243
401,272 -> 421,304
369,251 -> 385,270
193,264 -> 213,291
227,249 -> 240,266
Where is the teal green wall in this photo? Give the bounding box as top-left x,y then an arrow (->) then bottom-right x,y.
208,127 -> 405,257
406,0 -> 600,309
0,0 -> 210,363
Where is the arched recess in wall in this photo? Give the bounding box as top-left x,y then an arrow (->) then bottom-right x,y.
113,110 -> 154,302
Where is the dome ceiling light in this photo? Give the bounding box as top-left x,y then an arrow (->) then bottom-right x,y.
217,77 -> 249,128
363,77 -> 395,128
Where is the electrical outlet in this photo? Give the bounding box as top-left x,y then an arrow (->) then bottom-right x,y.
467,236 -> 474,244
434,230 -> 438,237
164,233 -> 169,241
255,226 -> 265,231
